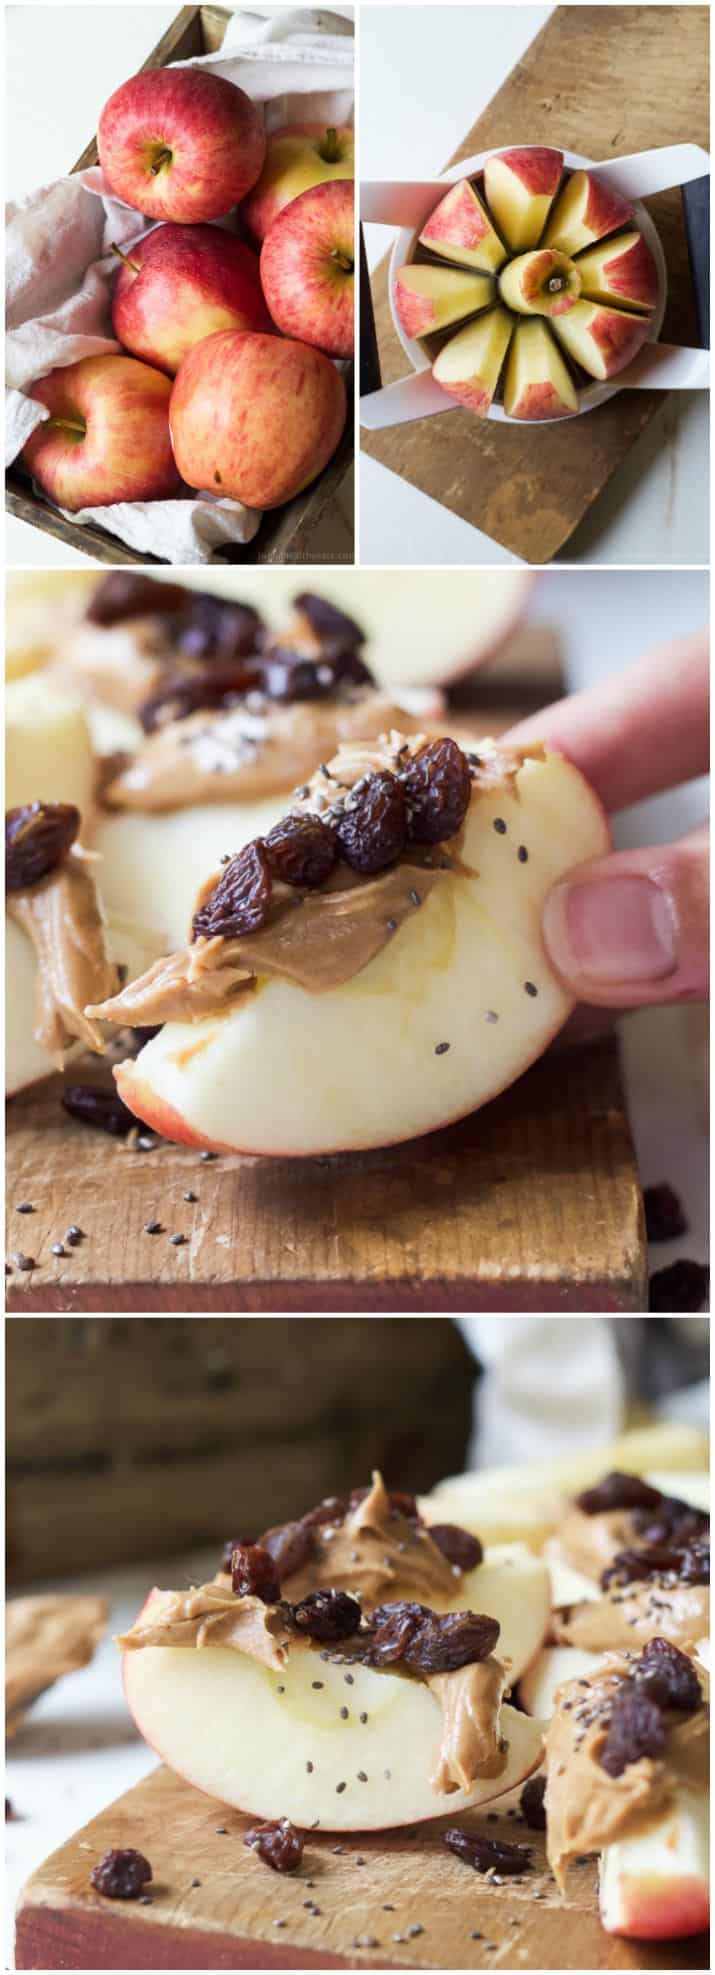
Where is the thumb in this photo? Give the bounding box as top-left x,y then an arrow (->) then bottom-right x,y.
542,828 -> 709,1009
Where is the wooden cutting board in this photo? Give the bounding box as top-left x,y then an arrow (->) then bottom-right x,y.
361,5 -> 708,563
15,1762 -> 708,1970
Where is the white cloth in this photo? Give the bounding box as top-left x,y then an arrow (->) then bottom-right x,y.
457,1318 -> 625,1470
5,7 -> 354,561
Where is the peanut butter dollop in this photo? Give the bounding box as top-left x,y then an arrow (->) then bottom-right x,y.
116,1585 -> 291,1671
429,1657 -> 508,1794
8,848 -> 119,1062
551,1581 -> 709,1653
555,1506 -> 642,1581
281,1470 -> 458,1606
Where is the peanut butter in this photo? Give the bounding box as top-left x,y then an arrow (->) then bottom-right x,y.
8,847 -> 119,1062
117,1585 -> 291,1672
280,1471 -> 458,1607
555,1506 -> 641,1581
430,1657 -> 508,1795
551,1581 -> 709,1653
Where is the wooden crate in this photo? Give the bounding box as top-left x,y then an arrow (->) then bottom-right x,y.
5,5 -> 354,566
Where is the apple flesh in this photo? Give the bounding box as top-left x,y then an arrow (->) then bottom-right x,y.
22,355 -> 181,510
112,223 -> 271,375
503,319 -> 578,420
483,148 -> 564,251
394,264 -> 494,338
260,180 -> 354,358
94,799 -> 289,953
113,746 -> 609,1156
520,1644 -> 602,1717
432,307 -> 513,415
575,230 -> 658,313
552,298 -> 651,380
98,67 -> 265,223
6,913 -> 155,1097
544,169 -> 635,257
243,123 -> 354,243
498,248 -> 581,319
170,330 -> 346,509
599,1787 -> 709,1940
419,179 -> 506,274
5,675 -> 95,817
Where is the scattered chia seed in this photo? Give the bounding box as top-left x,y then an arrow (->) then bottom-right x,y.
51,1243 -> 65,1257
15,1203 -> 34,1214
524,981 -> 538,996
144,1222 -> 161,1235
200,1150 -> 217,1161
190,1878 -> 201,1888
386,918 -> 397,932
518,845 -> 528,863
136,1135 -> 156,1151
277,1686 -> 285,1694
138,1895 -> 153,1905
408,888 -> 421,907
493,817 -> 507,834
65,1228 -> 82,1246
344,1673 -> 354,1685
273,1918 -> 287,1927
434,1041 -> 450,1055
169,1233 -> 186,1246
340,1706 -> 349,1720
357,1771 -> 368,1783
183,1190 -> 198,1203
13,1254 -> 35,1271
215,1826 -> 228,1835
336,1781 -> 346,1794
312,1682 -> 324,1690
485,1010 -> 499,1023
408,1923 -> 424,1937
359,1712 -> 368,1724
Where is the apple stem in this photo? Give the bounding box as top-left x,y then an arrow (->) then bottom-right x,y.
150,147 -> 172,176
331,249 -> 354,274
44,416 -> 86,440
111,242 -> 141,274
320,127 -> 341,164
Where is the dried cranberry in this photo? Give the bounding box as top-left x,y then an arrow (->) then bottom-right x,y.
634,1638 -> 703,1713
192,841 -> 272,942
294,594 -> 365,649
139,659 -> 264,732
265,814 -> 338,888
6,801 -> 79,891
404,739 -> 472,845
86,572 -> 188,625
291,1590 -> 362,1641
62,1086 -> 137,1137
428,1524 -> 483,1571
649,1259 -> 709,1311
575,1471 -> 663,1516
644,1183 -> 688,1242
231,1542 -> 281,1604
520,1775 -> 547,1831
244,1817 -> 304,1873
599,1684 -> 667,1777
444,1827 -> 532,1875
367,1602 -> 499,1674
172,593 -> 263,663
336,772 -> 407,875
90,1847 -> 152,1899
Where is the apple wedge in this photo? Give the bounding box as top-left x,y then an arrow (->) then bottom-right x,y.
599,1785 -> 709,1939
122,1593 -> 544,1828
394,264 -> 494,338
95,800 -> 289,953
419,179 -> 506,274
483,148 -> 564,250
6,675 -> 95,816
520,1644 -> 603,1717
552,298 -> 651,380
544,169 -> 635,257
110,743 -> 609,1155
432,307 -> 513,415
440,1545 -> 551,1683
575,230 -> 658,313
498,249 -> 581,319
503,320 -> 578,420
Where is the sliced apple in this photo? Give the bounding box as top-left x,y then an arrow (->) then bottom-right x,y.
498,249 -> 581,319
441,1545 -> 550,1683
520,1643 -> 603,1717
6,909 -> 157,1097
552,298 -> 651,380
544,1546 -> 601,1608
6,674 -> 96,817
576,230 -> 658,313
432,307 -> 513,415
95,800 -> 288,953
483,148 -> 564,251
599,1785 -> 710,1939
419,179 -> 506,274
544,169 -> 635,257
394,264 -> 494,338
503,319 -> 578,420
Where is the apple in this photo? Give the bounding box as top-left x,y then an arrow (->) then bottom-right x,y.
432,307 -> 513,415
419,179 -> 506,274
94,800 -> 289,953
544,168 -> 635,257
98,67 -> 265,223
260,180 -> 354,359
552,298 -> 651,380
111,223 -> 272,374
483,148 -> 564,251
520,1643 -> 602,1717
243,123 -> 354,242
451,1545 -> 551,1682
5,675 -> 95,818
394,264 -> 494,338
599,1787 -> 710,1940
170,331 -> 346,509
575,229 -> 658,313
498,248 -> 581,318
503,319 -> 578,419
106,743 -> 609,1155
21,355 -> 181,511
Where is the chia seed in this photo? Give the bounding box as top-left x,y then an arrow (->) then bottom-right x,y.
15,1203 -> 34,1214
144,1222 -> 161,1235
336,1781 -> 346,1793
183,1190 -> 197,1203
518,845 -> 528,863
51,1243 -> 65,1257
169,1233 -> 186,1246
408,889 -> 421,907
524,981 -> 538,996
434,1041 -> 450,1055
485,1010 -> 499,1022
494,817 -> 507,834
13,1254 -> 35,1271
200,1150 -> 217,1161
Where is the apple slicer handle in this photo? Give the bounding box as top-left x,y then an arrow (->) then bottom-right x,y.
360,181 -> 450,228
360,371 -> 454,430
582,144 -> 711,200
619,343 -> 710,390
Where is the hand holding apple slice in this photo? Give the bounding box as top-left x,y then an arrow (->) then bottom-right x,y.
576,230 -> 658,313
552,298 -> 651,380
22,355 -> 181,511
544,168 -> 635,257
111,223 -> 272,374
483,148 -> 564,250
419,179 -> 507,273
394,264 -> 494,338
243,123 -> 354,242
503,319 -> 578,420
260,180 -> 355,358
98,67 -> 266,223
432,307 -> 513,414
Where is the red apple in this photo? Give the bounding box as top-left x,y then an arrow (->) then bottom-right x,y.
484,148 -> 564,251
552,298 -> 651,380
170,330 -> 346,509
111,222 -> 272,374
575,230 -> 658,313
243,123 -> 354,242
544,169 -> 635,257
21,355 -> 181,510
260,180 -> 354,358
98,67 -> 266,223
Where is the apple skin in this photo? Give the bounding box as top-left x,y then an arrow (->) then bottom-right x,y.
553,298 -> 650,381
394,265 -> 494,338
260,180 -> 354,358
432,307 -> 513,415
169,329 -> 346,508
544,169 -> 635,257
98,67 -> 266,223
21,355 -> 181,511
503,319 -> 578,421
243,122 -> 354,243
484,148 -> 563,250
419,179 -> 506,273
112,223 -> 272,374
576,230 -> 658,313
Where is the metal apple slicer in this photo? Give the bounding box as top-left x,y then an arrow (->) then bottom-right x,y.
360,144 -> 710,429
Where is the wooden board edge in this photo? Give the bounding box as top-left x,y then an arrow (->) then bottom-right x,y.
6,1270 -> 647,1314
14,1899 -> 393,1972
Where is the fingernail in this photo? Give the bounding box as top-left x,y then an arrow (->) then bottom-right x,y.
543,875 -> 677,985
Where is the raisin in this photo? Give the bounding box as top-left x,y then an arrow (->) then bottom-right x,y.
294,594 -> 366,649
367,1603 -> 499,1674
291,1590 -> 362,1641
192,841 -> 272,942
221,1535 -> 254,1573
444,1828 -> 532,1875
90,1847 -> 152,1899
632,1494 -> 708,1545
634,1638 -> 703,1712
599,1684 -> 667,1777
265,814 -> 338,888
428,1524 -> 483,1571
6,801 -> 79,891
244,1817 -> 304,1873
139,659 -> 263,732
520,1775 -> 547,1831
677,1536 -> 710,1583
404,739 -> 472,845
86,573 -> 188,625
231,1542 -> 281,1604
643,1182 -> 688,1242
5,1798 -> 16,1821
261,1518 -> 316,1581
303,1495 -> 348,1528
172,593 -> 263,663
602,1535 -> 709,1589
336,772 -> 407,875
62,1086 -> 137,1138
649,1259 -> 709,1312
575,1471 -> 663,1516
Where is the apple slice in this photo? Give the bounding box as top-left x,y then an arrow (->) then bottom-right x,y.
520,1643 -> 603,1717
552,298 -> 651,380
419,179 -> 506,273
123,1595 -> 544,1828
394,264 -> 494,338
575,230 -> 658,313
483,148 -> 564,250
5,674 -> 95,817
544,169 -> 635,256
111,743 -> 609,1155
599,1785 -> 709,1939
503,319 -> 578,420
498,249 -> 581,319
432,307 -> 513,415
95,800 -> 289,953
